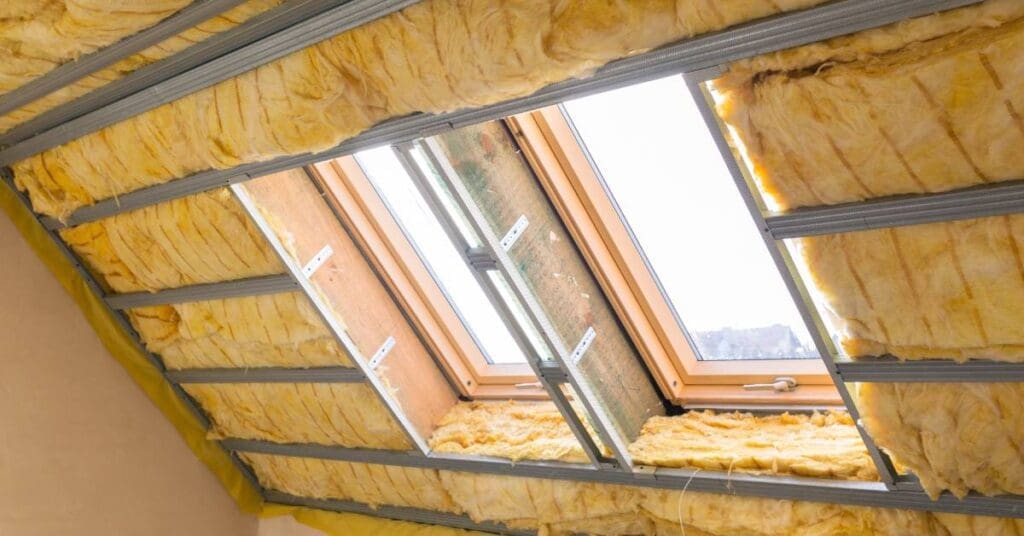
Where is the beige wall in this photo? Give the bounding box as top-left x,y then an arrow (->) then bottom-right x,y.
0,214 -> 258,535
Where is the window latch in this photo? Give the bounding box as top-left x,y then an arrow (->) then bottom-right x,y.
743,377 -> 797,393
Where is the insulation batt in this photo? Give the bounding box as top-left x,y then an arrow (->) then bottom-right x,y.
12,0 -> 828,219
428,401 -> 877,481
0,1 -> 191,96
240,454 -> 1019,535
714,0 -> 1024,211
184,383 -> 410,450
858,383 -> 1024,499
796,215 -> 1024,361
59,189 -> 282,293
126,292 -> 352,369
0,0 -> 283,134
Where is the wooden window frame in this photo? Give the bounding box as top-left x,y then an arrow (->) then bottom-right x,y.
310,158 -> 545,400
507,107 -> 841,406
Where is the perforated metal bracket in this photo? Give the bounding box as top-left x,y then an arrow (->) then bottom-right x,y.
500,215 -> 529,250
368,336 -> 396,369
302,245 -> 333,277
569,327 -> 596,365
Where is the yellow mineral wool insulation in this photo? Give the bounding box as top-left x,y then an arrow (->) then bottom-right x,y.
0,0 -> 282,134
795,215 -> 1024,361
858,383 -> 1024,500
59,188 -> 282,293
713,0 -> 1024,211
241,453 -> 460,513
630,410 -> 877,481
125,292 -> 352,369
0,1 -> 192,96
241,454 -> 1020,535
428,401 -> 877,481
12,0 -> 829,219
427,400 -> 591,464
184,382 -> 411,450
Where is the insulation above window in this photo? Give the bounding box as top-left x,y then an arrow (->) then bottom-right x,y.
0,1 -> 283,134
11,0 -> 829,219
0,0 -> 192,97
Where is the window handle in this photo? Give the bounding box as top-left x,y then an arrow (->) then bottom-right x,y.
743,377 -> 798,392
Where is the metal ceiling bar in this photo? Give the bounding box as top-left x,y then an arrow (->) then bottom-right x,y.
765,180 -> 1024,239
0,0 -> 357,147
0,0 -> 246,119
0,170 -> 264,495
104,274 -> 297,309
0,0 -> 419,165
224,438 -> 1024,518
167,366 -> 364,384
265,491 -> 536,535
386,145 -> 612,469
41,0 -> 981,227
683,70 -> 899,489
837,359 -> 1024,382
416,139 -> 635,470
230,183 -> 430,454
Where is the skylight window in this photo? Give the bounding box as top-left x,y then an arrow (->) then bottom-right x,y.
563,76 -> 818,361
356,147 -> 529,365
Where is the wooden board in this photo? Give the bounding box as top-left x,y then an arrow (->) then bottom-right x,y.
240,169 -> 457,442
432,122 -> 664,442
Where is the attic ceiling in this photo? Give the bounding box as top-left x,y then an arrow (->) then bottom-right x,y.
2,1 -> 1024,534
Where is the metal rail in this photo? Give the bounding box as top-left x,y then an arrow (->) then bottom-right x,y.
265,491 -> 535,535
0,0 -> 420,165
765,180 -> 1024,239
105,274 -> 297,309
0,0 -> 357,147
230,183 -> 430,454
385,145 -> 613,469
38,0 -> 981,228
837,359 -> 1024,382
167,367 -> 363,384
225,438 -> 1024,519
0,0 -> 246,119
683,70 -> 900,488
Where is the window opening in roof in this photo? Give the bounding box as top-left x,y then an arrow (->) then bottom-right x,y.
356,146 -> 529,365
563,75 -> 818,361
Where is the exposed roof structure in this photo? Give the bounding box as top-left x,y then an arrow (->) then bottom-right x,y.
3,1 -> 1024,534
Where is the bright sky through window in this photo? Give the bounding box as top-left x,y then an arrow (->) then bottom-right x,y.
356,147 -> 529,364
564,76 -> 817,360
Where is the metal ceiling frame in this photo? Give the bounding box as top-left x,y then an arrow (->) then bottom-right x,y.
224,438 -> 1024,519
104,274 -> 297,309
32,0 -> 981,229
5,0 -> 1023,528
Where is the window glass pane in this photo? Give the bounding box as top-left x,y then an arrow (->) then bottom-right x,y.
564,76 -> 818,360
356,147 -> 528,364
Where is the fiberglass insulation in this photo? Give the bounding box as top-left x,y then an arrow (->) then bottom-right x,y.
0,1 -> 191,97
185,383 -> 411,450
428,401 -> 877,481
858,383 -> 1024,499
0,1 -> 283,134
59,188 -> 281,293
240,453 -> 1020,535
12,0 -> 828,220
126,292 -> 352,370
714,0 -> 1024,362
